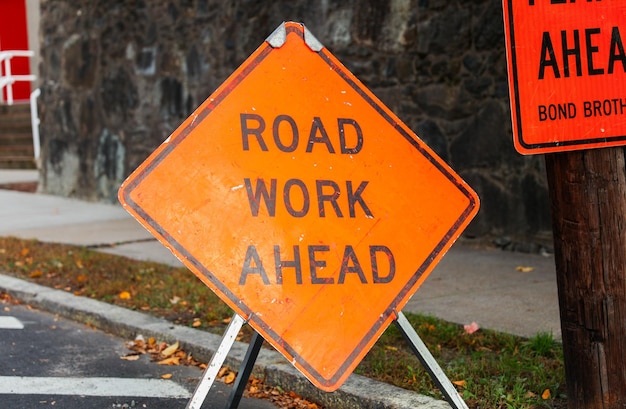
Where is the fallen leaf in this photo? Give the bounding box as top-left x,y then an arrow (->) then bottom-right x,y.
169,296 -> 181,305
21,248 -> 30,257
452,380 -> 466,387
76,274 -> 88,283
525,391 -> 537,398
384,345 -> 398,351
192,319 -> 202,328
542,389 -> 551,400
161,341 -> 179,357
75,260 -> 84,269
516,266 -> 535,273
222,317 -> 232,324
124,335 -> 205,370
161,373 -> 173,379
157,356 -> 181,365
29,270 -> 43,278
120,354 -> 140,361
217,366 -> 230,378
464,321 -> 480,334
223,371 -> 236,384
420,323 -> 436,332
119,291 -> 131,300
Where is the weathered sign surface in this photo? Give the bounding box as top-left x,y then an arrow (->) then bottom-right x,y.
119,22 -> 479,391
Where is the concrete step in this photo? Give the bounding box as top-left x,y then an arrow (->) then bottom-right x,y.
0,144 -> 33,156
0,158 -> 36,169
0,106 -> 32,132
0,132 -> 32,144
0,104 -> 35,169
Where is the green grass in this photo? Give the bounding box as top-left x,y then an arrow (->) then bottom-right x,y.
356,318 -> 564,408
0,237 -> 566,408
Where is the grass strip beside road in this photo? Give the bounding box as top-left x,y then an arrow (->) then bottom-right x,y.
0,237 -> 566,408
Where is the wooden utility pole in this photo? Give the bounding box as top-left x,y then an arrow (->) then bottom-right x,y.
545,147 -> 626,407
502,1 -> 626,405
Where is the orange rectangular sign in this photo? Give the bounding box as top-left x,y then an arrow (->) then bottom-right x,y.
503,0 -> 626,154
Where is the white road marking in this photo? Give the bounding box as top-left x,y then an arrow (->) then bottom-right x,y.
0,316 -> 24,329
0,376 -> 191,399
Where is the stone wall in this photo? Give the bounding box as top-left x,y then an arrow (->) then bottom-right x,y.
38,0 -> 552,248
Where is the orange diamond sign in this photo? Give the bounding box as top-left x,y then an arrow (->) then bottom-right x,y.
119,22 -> 479,391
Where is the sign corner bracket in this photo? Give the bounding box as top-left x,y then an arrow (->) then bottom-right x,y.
265,21 -> 324,52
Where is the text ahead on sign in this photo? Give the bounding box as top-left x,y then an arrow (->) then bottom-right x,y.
503,0 -> 626,154
118,21 -> 479,391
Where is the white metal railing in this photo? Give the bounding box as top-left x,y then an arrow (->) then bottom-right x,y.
30,88 -> 41,162
0,50 -> 40,166
0,50 -> 36,105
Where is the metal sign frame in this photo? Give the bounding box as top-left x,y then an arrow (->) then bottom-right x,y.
186,312 -> 468,409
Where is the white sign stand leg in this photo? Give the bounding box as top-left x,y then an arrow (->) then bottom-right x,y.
394,311 -> 469,409
186,313 -> 246,409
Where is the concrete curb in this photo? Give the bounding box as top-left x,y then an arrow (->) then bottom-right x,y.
0,273 -> 450,409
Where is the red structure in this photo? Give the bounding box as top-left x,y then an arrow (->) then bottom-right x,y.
0,0 -> 31,102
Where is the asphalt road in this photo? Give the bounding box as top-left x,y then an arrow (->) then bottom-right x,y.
0,302 -> 278,409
